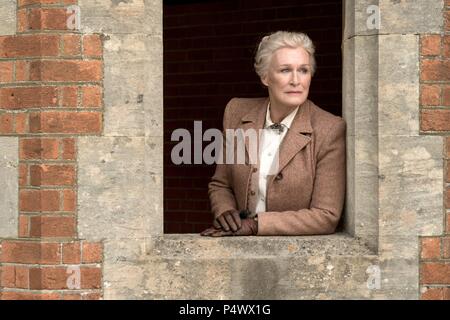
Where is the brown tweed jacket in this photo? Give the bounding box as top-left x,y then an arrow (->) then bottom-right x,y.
208,97 -> 346,235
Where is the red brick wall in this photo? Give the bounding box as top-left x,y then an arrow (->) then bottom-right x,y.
0,0 -> 104,300
163,0 -> 343,233
419,0 -> 450,300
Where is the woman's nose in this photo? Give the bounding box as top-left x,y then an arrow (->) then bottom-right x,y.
290,73 -> 299,85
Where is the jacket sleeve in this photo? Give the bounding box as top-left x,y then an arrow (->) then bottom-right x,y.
257,118 -> 346,235
208,98 -> 239,219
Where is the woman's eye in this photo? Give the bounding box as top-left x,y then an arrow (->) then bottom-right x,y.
281,69 -> 290,73
299,68 -> 309,73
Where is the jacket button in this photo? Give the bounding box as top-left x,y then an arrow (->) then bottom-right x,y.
275,173 -> 283,180
250,190 -> 256,196
252,167 -> 258,173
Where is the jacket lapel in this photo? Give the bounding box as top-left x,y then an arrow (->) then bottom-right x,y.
278,100 -> 313,172
269,99 -> 313,183
238,98 -> 313,173
239,97 -> 268,165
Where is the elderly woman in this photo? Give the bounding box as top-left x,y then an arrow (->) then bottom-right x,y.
201,31 -> 346,237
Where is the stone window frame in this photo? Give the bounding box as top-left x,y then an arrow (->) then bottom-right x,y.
160,2 -> 378,252
157,1 -> 381,248
160,1 -> 380,251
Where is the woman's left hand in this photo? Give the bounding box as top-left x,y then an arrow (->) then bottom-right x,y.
200,218 -> 258,237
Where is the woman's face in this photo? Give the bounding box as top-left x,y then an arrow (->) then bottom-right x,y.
261,46 -> 312,109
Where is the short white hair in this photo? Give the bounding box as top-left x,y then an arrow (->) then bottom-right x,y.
254,31 -> 316,78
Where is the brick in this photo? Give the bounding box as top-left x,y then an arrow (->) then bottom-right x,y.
19,164 -> 28,186
29,111 -> 102,134
29,267 -> 68,290
446,10 -> 450,32
421,109 -> 450,131
421,60 -> 450,81
18,0 -> 61,6
446,137 -> 450,159
1,265 -> 15,287
443,237 -> 450,258
19,214 -> 30,237
0,265 -> 29,289
15,60 -> 29,81
82,292 -> 102,300
444,85 -> 450,107
29,215 -> 76,238
26,8 -> 72,31
0,87 -> 58,109
447,213 -> 450,234
447,161 -> 450,182
81,267 -> 102,289
61,86 -> 78,107
0,241 -> 61,264
444,288 -> 450,300
19,189 -> 60,212
83,35 -> 102,57
29,60 -> 102,82
421,237 -> 441,259
14,266 -> 29,289
445,36 -> 450,58
0,35 -> 59,58
82,86 -> 102,108
14,113 -> 28,134
62,241 -> 80,264
0,113 -> 13,133
446,187 -> 450,208
29,112 -> 41,132
30,164 -> 75,186
421,35 -> 441,56
62,138 -> 76,160
421,287 -> 446,300
82,242 -> 102,263
420,262 -> 450,284
63,189 -> 76,212
420,85 -> 440,106
0,61 -> 13,83
19,138 -> 59,160
17,9 -> 28,33
0,291 -> 61,300
62,34 -> 81,56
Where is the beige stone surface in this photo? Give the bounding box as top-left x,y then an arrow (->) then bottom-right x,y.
0,137 -> 18,238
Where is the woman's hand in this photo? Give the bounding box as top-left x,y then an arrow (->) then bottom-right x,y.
213,209 -> 242,232
200,218 -> 258,237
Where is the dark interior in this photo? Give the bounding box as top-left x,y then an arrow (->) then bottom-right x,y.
163,0 -> 343,233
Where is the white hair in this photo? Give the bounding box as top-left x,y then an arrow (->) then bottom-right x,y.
254,31 -> 316,78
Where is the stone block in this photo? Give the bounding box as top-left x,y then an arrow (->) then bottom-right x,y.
0,137 -> 18,237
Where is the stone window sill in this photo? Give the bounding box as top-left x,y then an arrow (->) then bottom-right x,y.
147,232 -> 376,258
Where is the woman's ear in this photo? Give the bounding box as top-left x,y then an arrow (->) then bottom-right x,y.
260,75 -> 269,87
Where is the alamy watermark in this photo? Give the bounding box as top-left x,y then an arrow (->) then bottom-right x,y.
66,265 -> 81,290
66,5 -> 81,30
366,264 -> 381,290
171,121 -> 281,174
366,5 -> 381,30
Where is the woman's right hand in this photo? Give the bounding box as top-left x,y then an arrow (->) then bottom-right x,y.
213,209 -> 242,232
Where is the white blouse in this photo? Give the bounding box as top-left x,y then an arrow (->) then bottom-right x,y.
255,102 -> 299,214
